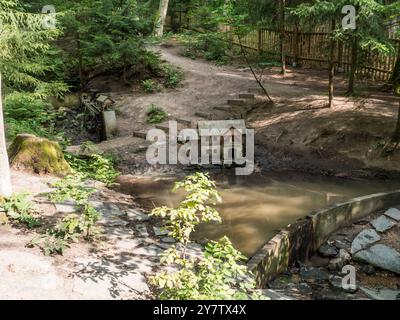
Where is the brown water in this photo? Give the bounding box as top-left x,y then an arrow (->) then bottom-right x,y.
134,172 -> 400,257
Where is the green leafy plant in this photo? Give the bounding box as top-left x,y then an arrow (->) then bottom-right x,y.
49,175 -> 95,205
64,153 -> 119,186
149,172 -> 259,300
142,79 -> 161,93
147,104 -> 167,124
162,64 -> 184,88
0,193 -> 41,229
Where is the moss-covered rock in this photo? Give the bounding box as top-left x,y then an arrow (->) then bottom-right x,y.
8,134 -> 71,175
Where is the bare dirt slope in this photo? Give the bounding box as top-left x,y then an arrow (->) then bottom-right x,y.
93,40 -> 400,176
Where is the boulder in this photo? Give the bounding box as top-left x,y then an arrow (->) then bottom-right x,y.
8,134 -> 71,175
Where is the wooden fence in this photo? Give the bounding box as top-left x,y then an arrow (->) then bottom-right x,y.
167,13 -> 399,82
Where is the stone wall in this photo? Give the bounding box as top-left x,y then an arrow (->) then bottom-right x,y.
247,190 -> 400,288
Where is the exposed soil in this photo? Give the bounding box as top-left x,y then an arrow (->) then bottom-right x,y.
79,39 -> 400,178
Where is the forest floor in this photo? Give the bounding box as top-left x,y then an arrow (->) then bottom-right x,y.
85,39 -> 400,178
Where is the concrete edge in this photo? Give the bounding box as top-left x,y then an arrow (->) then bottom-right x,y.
247,189 -> 400,288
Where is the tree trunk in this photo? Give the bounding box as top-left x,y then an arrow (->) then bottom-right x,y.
154,0 -> 170,37
347,35 -> 358,95
0,73 -> 12,197
328,19 -> 336,108
279,0 -> 286,77
389,50 -> 400,88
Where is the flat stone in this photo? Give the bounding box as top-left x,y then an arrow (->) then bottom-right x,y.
328,249 -> 351,271
135,224 -> 149,238
353,244 -> 400,274
113,238 -> 144,251
126,209 -> 150,222
351,229 -> 381,254
153,227 -> 169,237
318,243 -> 339,258
132,245 -> 162,257
371,215 -> 396,232
383,208 -> 400,221
118,272 -> 150,294
360,286 -> 400,300
161,237 -> 176,243
107,204 -> 126,217
55,200 -> 77,213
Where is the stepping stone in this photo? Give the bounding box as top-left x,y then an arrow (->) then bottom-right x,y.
239,93 -> 255,99
227,99 -> 245,106
359,286 -> 400,300
132,131 -> 147,139
195,111 -> 213,119
135,224 -> 149,238
353,244 -> 400,274
153,226 -> 169,237
55,200 -> 77,213
161,237 -> 176,243
383,208 -> 400,221
350,229 -> 380,254
371,215 -> 396,232
117,272 -> 150,294
248,88 -> 264,94
174,118 -> 192,126
127,208 -> 150,222
113,238 -> 144,251
214,105 -> 231,112
132,244 -> 162,256
155,123 -> 170,132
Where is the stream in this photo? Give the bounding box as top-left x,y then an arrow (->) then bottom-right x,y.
132,171 -> 400,257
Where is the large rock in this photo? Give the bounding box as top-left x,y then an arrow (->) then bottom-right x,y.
353,244 -> 400,274
8,134 -> 71,175
350,229 -> 380,254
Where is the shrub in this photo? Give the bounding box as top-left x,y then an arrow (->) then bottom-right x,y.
149,173 -> 259,300
64,153 -> 119,186
142,79 -> 161,93
147,104 -> 167,124
4,92 -> 61,141
0,193 -> 41,229
162,64 -> 184,88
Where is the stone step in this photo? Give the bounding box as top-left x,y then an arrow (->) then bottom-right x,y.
248,88 -> 264,94
239,93 -> 255,99
132,131 -> 147,139
155,123 -> 170,132
214,105 -> 231,112
195,111 -> 213,120
174,117 -> 192,127
227,99 -> 246,106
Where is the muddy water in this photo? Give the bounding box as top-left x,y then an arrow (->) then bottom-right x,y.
134,172 -> 400,257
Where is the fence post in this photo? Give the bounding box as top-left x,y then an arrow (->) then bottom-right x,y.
258,29 -> 262,54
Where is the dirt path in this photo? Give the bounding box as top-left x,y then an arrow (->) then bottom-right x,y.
84,41 -> 400,177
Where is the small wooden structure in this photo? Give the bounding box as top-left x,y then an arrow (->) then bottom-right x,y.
80,92 -> 117,140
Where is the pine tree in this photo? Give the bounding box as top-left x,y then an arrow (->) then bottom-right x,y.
0,0 -> 65,196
